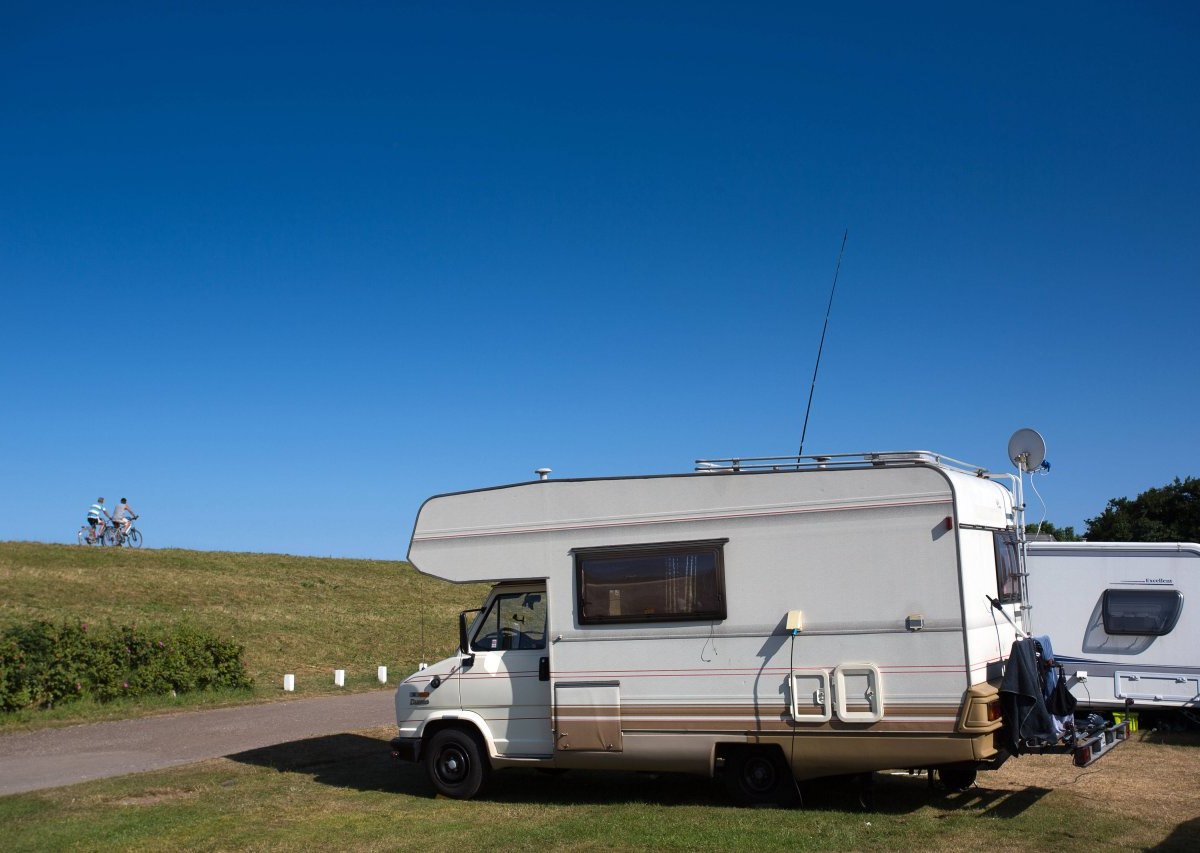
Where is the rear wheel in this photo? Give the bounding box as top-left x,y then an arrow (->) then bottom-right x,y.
127,528 -> 143,548
723,747 -> 793,807
936,763 -> 977,791
425,728 -> 490,799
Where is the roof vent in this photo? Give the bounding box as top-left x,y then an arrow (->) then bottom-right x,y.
535,468 -> 552,481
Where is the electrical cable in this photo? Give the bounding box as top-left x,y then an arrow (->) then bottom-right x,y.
1027,468 -> 1049,540
787,630 -> 804,806
989,599 -> 1004,659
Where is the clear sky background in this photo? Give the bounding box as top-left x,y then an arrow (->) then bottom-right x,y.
2,2 -> 1197,558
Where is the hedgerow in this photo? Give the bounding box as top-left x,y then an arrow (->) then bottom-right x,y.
0,620 -> 252,712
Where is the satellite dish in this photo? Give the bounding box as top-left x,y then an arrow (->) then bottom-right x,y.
1007,428 -> 1047,473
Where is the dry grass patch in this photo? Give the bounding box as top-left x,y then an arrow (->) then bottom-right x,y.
981,729 -> 1200,837
115,788 -> 201,807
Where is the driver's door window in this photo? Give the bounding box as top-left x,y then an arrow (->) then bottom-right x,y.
471,592 -> 547,651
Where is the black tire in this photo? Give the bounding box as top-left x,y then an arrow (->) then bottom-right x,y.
936,763 -> 977,792
101,527 -> 116,546
127,528 -> 143,548
425,728 -> 490,799
723,747 -> 793,807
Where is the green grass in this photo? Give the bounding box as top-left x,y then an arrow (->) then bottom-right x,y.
2,729 -> 1195,851
0,542 -> 488,729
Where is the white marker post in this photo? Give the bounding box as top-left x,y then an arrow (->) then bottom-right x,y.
283,674 -> 295,692
334,669 -> 345,687
377,665 -> 388,684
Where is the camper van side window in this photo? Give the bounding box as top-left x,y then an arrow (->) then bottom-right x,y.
1101,589 -> 1184,636
574,540 -> 727,625
993,532 -> 1022,604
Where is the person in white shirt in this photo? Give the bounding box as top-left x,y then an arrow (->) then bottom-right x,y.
86,497 -> 112,543
113,498 -> 138,536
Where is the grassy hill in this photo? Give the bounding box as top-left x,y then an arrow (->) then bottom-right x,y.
0,542 -> 487,727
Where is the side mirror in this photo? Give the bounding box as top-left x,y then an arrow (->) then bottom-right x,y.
458,608 -> 482,663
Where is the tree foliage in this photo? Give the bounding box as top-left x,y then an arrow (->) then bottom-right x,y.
1024,521 -> 1081,541
1084,476 -> 1200,542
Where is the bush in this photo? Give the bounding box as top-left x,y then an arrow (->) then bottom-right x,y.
0,620 -> 252,712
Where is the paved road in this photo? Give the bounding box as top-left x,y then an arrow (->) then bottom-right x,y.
0,690 -> 398,796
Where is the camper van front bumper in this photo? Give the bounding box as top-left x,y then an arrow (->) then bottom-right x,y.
390,736 -> 422,764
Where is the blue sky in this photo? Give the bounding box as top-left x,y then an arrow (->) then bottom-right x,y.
2,2 -> 1197,557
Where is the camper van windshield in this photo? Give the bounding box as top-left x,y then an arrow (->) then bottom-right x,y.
574,540 -> 727,624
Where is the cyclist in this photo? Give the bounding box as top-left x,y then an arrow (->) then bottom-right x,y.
113,498 -> 138,537
86,497 -> 112,543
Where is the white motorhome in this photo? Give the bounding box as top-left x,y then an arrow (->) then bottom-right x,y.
1026,541 -> 1199,721
392,451 -> 1115,803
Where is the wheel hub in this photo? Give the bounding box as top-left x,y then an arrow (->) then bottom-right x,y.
745,758 -> 777,792
438,749 -> 468,782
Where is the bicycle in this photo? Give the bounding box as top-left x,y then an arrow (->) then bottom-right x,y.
77,518 -> 112,546
111,516 -> 144,548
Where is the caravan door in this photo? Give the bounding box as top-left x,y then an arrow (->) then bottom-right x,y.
463,586 -> 553,757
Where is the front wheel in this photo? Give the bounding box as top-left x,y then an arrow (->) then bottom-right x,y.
101,527 -> 116,546
126,528 -> 142,548
425,728 -> 490,799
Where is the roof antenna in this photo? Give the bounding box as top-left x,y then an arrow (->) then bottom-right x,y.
798,230 -> 848,457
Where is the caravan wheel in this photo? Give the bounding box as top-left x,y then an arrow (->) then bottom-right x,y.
426,728 -> 491,799
723,747 -> 793,807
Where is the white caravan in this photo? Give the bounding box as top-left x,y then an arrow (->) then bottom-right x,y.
392,451 -> 1115,803
1026,541 -> 1200,720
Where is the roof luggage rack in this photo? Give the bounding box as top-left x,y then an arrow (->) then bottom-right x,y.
694,451 -> 989,478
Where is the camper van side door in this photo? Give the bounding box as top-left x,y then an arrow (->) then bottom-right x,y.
463,588 -> 553,757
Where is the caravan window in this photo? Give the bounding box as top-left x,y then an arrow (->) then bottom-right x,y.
574,540 -> 727,624
993,532 -> 1022,604
1101,589 -> 1184,636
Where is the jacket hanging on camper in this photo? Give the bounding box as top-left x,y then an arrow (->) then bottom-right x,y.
999,637 -> 1057,752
